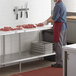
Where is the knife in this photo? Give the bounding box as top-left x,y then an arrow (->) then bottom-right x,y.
25,2 -> 29,18
13,6 -> 18,20
20,6 -> 23,18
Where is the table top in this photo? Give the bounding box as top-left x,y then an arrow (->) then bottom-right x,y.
63,44 -> 76,52
0,24 -> 53,36
67,16 -> 76,20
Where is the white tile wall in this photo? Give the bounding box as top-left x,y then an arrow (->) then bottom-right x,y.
63,0 -> 76,12
51,0 -> 76,12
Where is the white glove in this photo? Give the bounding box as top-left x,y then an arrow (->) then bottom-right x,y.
42,20 -> 48,25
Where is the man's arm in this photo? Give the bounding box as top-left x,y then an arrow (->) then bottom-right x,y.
43,16 -> 54,25
46,16 -> 54,23
38,5 -> 60,26
43,5 -> 60,25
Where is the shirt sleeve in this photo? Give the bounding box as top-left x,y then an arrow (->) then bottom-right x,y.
52,5 -> 60,21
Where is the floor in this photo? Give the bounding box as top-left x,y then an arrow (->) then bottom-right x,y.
0,59 -> 55,76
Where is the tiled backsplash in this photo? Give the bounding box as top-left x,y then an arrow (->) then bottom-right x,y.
67,12 -> 76,16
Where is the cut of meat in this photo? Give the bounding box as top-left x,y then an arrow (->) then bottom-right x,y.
16,25 -> 22,28
36,23 -> 44,27
0,27 -> 13,31
0,27 -> 22,31
22,24 -> 36,29
13,27 -> 22,30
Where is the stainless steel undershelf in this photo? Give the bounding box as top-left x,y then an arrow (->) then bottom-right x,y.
0,50 -> 55,66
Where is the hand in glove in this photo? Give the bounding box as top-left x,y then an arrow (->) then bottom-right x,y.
36,23 -> 44,27
42,20 -> 48,25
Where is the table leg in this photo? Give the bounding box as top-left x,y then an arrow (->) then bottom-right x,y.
19,33 -> 22,72
19,62 -> 21,72
39,31 -> 42,41
3,35 -> 5,64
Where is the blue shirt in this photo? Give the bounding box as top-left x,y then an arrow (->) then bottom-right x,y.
52,1 -> 67,30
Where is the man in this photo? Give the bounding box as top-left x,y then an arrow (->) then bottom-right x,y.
39,0 -> 67,68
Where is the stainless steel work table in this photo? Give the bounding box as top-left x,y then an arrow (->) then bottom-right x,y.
0,24 -> 55,72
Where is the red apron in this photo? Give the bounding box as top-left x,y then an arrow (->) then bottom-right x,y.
53,21 -> 63,42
